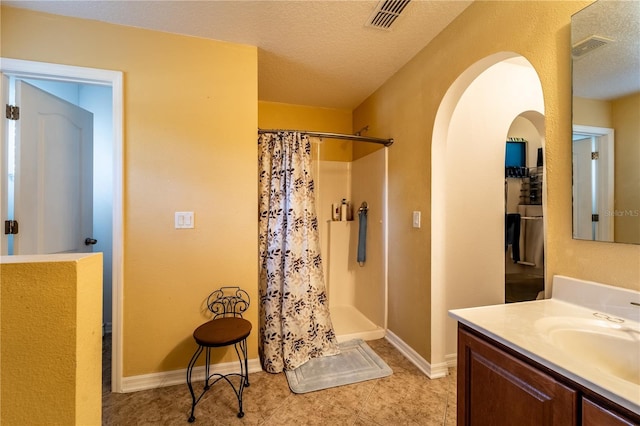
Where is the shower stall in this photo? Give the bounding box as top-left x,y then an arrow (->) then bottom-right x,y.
312,143 -> 388,342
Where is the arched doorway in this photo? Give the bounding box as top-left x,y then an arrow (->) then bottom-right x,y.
505,112 -> 546,303
431,53 -> 545,372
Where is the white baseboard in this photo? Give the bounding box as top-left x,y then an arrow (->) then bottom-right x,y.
445,353 -> 457,369
385,330 -> 449,379
120,358 -> 263,393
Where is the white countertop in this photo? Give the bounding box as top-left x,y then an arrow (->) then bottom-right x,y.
449,276 -> 640,415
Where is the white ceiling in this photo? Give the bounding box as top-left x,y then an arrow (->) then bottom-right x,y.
3,0 -> 473,109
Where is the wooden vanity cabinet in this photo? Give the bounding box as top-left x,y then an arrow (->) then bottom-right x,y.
457,324 -> 640,426
457,324 -> 577,425
582,398 -> 638,426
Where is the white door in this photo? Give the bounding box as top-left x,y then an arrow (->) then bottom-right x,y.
11,80 -> 94,254
572,125 -> 615,242
572,137 -> 594,240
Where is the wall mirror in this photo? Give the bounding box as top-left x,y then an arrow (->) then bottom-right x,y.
571,0 -> 639,244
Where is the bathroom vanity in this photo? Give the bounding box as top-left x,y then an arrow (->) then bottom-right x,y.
450,276 -> 640,425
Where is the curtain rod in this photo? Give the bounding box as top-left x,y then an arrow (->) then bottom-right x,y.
258,128 -> 394,147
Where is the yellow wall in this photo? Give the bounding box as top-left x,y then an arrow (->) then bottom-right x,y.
258,101 -> 353,161
612,92 -> 640,243
1,254 -> 103,425
573,96 -> 612,127
1,6 -> 258,377
353,0 -> 640,362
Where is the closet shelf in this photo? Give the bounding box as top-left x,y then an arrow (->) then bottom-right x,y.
518,167 -> 543,205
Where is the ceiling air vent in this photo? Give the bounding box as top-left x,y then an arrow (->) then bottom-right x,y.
366,0 -> 411,31
572,35 -> 613,58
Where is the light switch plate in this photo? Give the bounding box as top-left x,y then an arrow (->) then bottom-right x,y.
412,211 -> 421,228
175,211 -> 194,229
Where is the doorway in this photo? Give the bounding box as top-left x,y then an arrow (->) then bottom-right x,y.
1,58 -> 124,392
504,114 -> 546,303
7,78 -> 114,328
572,125 -> 615,242
431,53 -> 546,372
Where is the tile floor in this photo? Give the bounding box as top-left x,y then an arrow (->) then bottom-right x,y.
102,337 -> 457,425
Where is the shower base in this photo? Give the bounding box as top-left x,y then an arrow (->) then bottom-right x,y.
330,305 -> 385,343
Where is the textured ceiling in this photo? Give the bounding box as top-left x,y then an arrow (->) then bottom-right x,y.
3,0 -> 473,109
571,0 -> 640,101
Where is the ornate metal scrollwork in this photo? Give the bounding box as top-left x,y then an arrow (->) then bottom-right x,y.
206,286 -> 250,319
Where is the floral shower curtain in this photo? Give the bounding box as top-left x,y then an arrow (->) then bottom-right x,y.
258,131 -> 340,373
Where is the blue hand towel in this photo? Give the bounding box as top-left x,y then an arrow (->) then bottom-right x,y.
357,208 -> 367,265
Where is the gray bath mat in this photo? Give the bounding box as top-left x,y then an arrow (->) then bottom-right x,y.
285,339 -> 392,394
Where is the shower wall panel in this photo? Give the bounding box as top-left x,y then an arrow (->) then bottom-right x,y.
350,149 -> 386,327
315,160 -> 351,298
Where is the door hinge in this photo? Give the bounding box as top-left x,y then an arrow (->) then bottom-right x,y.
592,214 -> 600,222
5,104 -> 19,120
4,220 -> 19,235
591,151 -> 599,160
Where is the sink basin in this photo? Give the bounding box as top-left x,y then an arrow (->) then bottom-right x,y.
535,316 -> 640,385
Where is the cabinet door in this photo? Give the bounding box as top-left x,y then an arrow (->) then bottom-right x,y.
583,398 -> 638,426
458,326 -> 578,425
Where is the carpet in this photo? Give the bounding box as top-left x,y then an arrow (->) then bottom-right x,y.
285,339 -> 392,394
